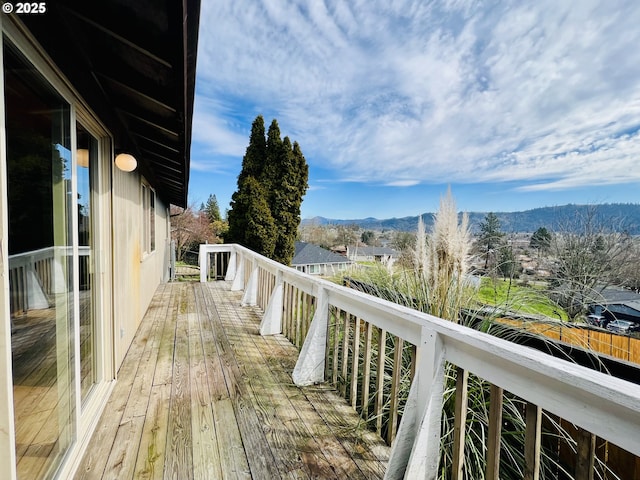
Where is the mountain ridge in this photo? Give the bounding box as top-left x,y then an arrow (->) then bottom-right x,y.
302,203 -> 640,234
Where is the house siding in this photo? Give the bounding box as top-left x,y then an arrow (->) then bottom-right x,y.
112,168 -> 171,367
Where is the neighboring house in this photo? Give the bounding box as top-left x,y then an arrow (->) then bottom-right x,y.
292,241 -> 354,276
0,4 -> 200,479
588,288 -> 640,324
347,245 -> 398,267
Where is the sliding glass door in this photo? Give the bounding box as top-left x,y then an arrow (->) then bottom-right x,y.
4,38 -> 105,479
5,39 -> 75,479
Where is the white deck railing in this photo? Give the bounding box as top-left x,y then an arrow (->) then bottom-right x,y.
8,246 -> 91,316
200,243 -> 640,479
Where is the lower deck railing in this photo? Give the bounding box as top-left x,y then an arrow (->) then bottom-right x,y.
200,243 -> 640,479
8,246 -> 91,317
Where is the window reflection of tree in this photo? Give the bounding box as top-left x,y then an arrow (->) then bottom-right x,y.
7,130 -> 65,254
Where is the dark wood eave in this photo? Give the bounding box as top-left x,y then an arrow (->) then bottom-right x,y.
18,0 -> 201,207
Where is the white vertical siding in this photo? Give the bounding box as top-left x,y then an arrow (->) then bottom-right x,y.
111,168 -> 171,368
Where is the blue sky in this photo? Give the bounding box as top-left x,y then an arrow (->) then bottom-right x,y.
189,0 -> 640,220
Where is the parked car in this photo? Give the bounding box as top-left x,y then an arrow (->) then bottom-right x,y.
606,320 -> 640,334
586,314 -> 608,328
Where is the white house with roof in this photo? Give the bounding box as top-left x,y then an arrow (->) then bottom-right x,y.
346,245 -> 398,267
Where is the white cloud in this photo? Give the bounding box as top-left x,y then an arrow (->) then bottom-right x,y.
192,96 -> 248,157
385,180 -> 421,187
194,0 -> 640,192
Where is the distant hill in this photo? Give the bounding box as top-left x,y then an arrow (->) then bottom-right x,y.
302,203 -> 640,234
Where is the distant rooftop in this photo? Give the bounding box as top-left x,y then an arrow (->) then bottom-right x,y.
348,246 -> 398,256
293,241 -> 352,266
598,288 -> 640,305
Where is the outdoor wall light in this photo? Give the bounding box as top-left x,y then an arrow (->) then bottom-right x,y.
115,153 -> 137,172
77,148 -> 89,168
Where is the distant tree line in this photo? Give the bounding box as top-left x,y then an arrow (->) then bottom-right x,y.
472,209 -> 635,319
171,194 -> 228,263
226,115 -> 309,265
303,203 -> 640,235
300,206 -> 640,321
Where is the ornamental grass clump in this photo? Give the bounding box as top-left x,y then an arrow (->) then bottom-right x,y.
414,187 -> 472,321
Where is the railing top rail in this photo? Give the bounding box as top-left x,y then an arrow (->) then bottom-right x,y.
8,246 -> 57,264
8,245 -> 91,265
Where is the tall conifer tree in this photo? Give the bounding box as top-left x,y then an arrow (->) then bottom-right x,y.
264,119 -> 283,199
226,115 -> 308,264
240,115 -> 267,180
204,194 -> 221,223
235,176 -> 276,257
227,115 -> 267,245
274,140 -> 308,264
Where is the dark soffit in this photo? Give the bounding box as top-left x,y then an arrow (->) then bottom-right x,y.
18,0 -> 201,207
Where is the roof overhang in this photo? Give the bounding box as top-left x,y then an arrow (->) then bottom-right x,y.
19,0 -> 201,207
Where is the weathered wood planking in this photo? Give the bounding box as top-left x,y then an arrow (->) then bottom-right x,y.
193,287 -> 251,479
256,317 -> 376,480
215,286 -> 336,478
188,287 -> 223,479
199,283 -> 280,479
133,383 -> 171,480
76,285 -> 167,480
76,280 -> 391,479
164,291 -> 194,479
99,284 -> 172,478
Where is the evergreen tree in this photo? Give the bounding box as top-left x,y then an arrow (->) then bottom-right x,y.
269,135 -> 293,263
204,194 -> 222,223
530,226 -> 552,256
228,176 -> 276,257
476,212 -> 504,270
264,119 -> 283,199
497,243 -> 519,278
239,115 -> 267,181
226,115 -> 267,245
271,137 -> 309,264
361,230 -> 375,245
226,115 -> 308,265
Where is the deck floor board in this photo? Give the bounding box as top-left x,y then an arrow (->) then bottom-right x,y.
76,281 -> 389,479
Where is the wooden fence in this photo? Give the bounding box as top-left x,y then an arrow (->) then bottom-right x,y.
498,318 -> 640,365
499,317 -> 640,479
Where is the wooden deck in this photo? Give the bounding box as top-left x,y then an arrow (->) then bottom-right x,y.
76,281 -> 390,479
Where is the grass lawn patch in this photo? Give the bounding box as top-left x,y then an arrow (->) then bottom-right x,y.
476,277 -> 569,321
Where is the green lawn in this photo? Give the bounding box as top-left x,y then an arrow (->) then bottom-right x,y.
476,277 -> 569,321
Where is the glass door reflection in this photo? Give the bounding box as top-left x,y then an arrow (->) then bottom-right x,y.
5,40 -> 75,479
76,124 -> 97,403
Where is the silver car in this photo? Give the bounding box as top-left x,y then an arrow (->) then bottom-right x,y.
606,320 -> 639,334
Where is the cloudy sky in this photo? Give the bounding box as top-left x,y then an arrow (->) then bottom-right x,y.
190,0 -> 640,219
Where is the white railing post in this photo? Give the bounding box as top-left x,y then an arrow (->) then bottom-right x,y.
52,247 -> 66,293
260,270 -> 283,335
292,286 -> 329,386
241,258 -> 258,306
199,244 -> 208,282
26,266 -> 48,309
225,249 -> 237,281
231,251 -> 245,291
385,328 -> 445,479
